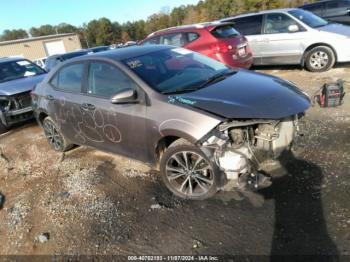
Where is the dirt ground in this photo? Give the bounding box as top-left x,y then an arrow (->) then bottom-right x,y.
0,64 -> 349,259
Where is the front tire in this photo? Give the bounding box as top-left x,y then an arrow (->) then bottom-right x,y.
43,117 -> 73,152
305,46 -> 335,72
160,143 -> 219,200
0,122 -> 7,135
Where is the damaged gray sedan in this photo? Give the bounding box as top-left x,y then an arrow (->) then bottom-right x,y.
32,45 -> 310,200
0,57 -> 46,133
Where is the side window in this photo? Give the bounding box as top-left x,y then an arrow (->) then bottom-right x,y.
231,15 -> 263,35
142,37 -> 160,45
187,32 -> 200,43
161,33 -> 186,47
52,63 -> 84,92
303,3 -> 324,15
263,13 -> 299,34
87,62 -> 138,98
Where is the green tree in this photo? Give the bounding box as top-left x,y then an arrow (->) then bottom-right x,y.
30,25 -> 56,36
0,29 -> 28,41
56,23 -> 78,34
86,17 -> 115,46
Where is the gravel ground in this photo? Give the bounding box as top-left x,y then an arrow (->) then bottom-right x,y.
0,65 -> 349,259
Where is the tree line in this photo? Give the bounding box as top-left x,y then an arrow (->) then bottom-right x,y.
0,0 -> 313,46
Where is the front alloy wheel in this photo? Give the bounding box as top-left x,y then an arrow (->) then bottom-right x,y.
305,46 -> 335,72
160,144 -> 218,200
43,117 -> 73,152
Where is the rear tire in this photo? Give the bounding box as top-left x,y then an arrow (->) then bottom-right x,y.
0,122 -> 7,135
160,142 -> 219,200
43,117 -> 73,152
305,46 -> 335,72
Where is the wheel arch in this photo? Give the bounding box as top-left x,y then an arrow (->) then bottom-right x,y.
37,111 -> 49,126
301,43 -> 338,66
154,131 -> 197,169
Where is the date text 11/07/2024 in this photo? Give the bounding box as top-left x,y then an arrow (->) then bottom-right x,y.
127,255 -> 219,261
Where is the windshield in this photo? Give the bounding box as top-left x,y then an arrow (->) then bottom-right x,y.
122,48 -> 232,94
0,59 -> 46,83
288,9 -> 328,28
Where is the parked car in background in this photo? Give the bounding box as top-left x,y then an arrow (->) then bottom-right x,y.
124,41 -> 137,46
44,50 -> 88,72
87,46 -> 111,54
300,0 -> 350,25
33,57 -> 47,69
140,22 -> 253,69
32,45 -> 310,200
0,57 -> 46,133
221,8 -> 350,72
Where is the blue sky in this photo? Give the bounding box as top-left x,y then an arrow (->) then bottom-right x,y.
0,0 -> 200,32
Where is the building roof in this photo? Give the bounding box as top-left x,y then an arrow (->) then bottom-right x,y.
0,33 -> 77,46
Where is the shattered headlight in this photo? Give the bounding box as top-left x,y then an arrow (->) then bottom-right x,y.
0,96 -> 10,111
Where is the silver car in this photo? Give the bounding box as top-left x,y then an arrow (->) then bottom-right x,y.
221,8 -> 350,72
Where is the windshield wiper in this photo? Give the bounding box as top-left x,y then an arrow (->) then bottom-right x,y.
199,69 -> 236,88
162,69 -> 237,95
162,87 -> 202,95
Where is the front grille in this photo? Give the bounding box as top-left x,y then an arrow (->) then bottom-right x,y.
14,91 -> 32,109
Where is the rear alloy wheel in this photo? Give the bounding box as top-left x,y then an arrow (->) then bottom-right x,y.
43,117 -> 73,152
160,144 -> 219,200
305,46 -> 335,72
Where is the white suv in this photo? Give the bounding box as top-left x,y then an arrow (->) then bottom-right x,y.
222,8 -> 350,72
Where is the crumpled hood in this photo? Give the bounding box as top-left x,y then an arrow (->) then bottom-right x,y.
176,70 -> 310,119
0,74 -> 46,96
318,23 -> 350,37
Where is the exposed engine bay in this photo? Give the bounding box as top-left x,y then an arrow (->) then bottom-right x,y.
200,114 -> 302,190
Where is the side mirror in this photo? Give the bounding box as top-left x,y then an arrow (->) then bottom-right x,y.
111,88 -> 138,104
288,24 -> 299,33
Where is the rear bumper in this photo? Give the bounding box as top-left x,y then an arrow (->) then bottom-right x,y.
216,53 -> 253,69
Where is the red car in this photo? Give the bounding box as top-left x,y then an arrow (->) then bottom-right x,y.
140,22 -> 253,69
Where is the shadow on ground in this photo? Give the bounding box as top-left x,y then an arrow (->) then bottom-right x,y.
259,151 -> 339,262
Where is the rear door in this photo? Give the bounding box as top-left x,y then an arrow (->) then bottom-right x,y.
78,60 -> 148,161
45,62 -> 86,142
229,15 -> 263,64
259,13 -> 306,65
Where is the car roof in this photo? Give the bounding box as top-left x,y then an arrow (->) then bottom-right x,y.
147,21 -> 235,37
47,50 -> 88,59
67,45 -> 172,63
300,0 -> 349,6
89,46 -> 109,50
221,8 -> 297,20
0,57 -> 27,63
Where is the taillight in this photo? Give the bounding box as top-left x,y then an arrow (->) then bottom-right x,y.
210,42 -> 233,53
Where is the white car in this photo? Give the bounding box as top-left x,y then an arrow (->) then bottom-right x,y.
221,8 -> 350,72
33,57 -> 47,69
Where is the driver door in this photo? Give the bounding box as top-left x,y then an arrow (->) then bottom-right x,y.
78,60 -> 148,161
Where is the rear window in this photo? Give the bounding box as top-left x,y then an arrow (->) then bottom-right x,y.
211,25 -> 240,38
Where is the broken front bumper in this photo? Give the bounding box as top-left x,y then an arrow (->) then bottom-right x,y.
0,92 -> 33,127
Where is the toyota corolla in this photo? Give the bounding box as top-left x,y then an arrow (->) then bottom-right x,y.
32,45 -> 310,200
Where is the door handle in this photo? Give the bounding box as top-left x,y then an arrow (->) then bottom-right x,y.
81,103 -> 95,110
46,95 -> 55,101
